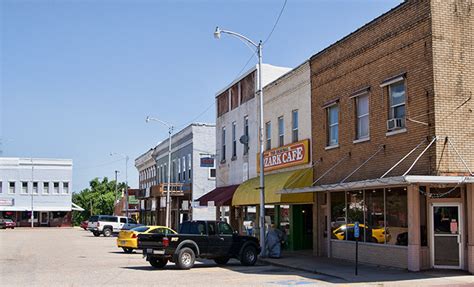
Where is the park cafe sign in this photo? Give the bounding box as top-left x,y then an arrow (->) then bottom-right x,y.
257,139 -> 310,172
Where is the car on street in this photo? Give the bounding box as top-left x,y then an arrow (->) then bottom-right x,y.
117,225 -> 177,253
0,218 -> 16,229
88,215 -> 140,237
332,223 -> 390,243
80,220 -> 88,230
138,220 -> 260,270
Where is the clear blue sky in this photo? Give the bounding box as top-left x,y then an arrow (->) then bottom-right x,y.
1,0 -> 402,192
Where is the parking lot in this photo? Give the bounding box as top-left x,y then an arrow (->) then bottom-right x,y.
0,228 -> 337,287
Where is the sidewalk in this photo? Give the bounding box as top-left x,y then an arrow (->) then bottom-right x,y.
259,251 -> 472,285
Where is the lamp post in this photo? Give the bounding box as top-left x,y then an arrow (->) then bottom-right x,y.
146,116 -> 174,228
111,153 -> 129,218
31,158 -> 34,228
214,27 -> 266,256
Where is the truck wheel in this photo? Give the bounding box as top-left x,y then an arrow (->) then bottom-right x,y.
103,228 -> 112,237
149,258 -> 168,268
176,247 -> 195,269
214,257 -> 230,265
93,231 -> 100,237
122,247 -> 133,253
240,245 -> 258,266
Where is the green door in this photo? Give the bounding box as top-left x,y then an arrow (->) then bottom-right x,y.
290,204 -> 313,250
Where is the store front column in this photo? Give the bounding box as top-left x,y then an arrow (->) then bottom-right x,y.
407,184 -> 421,271
467,183 -> 474,274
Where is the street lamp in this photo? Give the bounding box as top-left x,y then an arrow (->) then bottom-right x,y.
110,153 -> 129,218
214,26 -> 266,256
146,116 -> 174,228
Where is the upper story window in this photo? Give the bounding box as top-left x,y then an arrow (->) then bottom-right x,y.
232,122 -> 237,158
355,93 -> 370,140
187,154 -> 192,180
278,116 -> 284,147
182,156 -> 186,180
43,182 -> 49,194
265,121 -> 272,150
292,110 -> 299,143
33,182 -> 39,194
0,182 -> 2,193
243,116 -> 249,155
9,182 -> 15,194
53,182 -> 60,194
221,127 -> 226,162
172,160 -> 176,182
178,158 -> 181,182
21,182 -> 28,194
387,80 -> 406,131
63,182 -> 69,194
327,104 -> 339,147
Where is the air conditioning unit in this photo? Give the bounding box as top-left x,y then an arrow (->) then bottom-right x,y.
387,118 -> 405,130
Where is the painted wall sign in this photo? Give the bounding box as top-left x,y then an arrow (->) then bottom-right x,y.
200,157 -> 215,168
0,198 -> 14,206
257,139 -> 310,172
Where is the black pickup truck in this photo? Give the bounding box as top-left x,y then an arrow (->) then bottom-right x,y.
138,220 -> 260,269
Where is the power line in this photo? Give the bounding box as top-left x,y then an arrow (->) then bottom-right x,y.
263,0 -> 288,44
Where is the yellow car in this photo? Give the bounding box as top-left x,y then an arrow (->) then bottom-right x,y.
117,226 -> 177,253
332,224 -> 390,243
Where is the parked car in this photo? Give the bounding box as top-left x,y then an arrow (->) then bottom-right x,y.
138,220 -> 260,270
88,215 -> 140,237
0,218 -> 16,229
332,223 -> 390,243
80,220 -> 88,230
117,226 -> 176,253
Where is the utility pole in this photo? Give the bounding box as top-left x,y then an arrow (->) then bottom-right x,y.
31,158 -> 34,228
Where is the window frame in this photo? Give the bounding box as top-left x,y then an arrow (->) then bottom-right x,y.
292,109 -> 299,143
232,121 -> 237,159
8,182 -> 15,194
243,116 -> 249,155
326,104 -> 339,147
265,121 -> 272,150
355,93 -> 370,141
221,127 -> 226,162
387,80 -> 406,130
278,116 -> 284,147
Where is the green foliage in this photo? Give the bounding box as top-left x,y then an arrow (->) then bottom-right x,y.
72,177 -> 127,226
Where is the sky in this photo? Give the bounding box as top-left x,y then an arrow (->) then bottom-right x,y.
0,0 -> 403,192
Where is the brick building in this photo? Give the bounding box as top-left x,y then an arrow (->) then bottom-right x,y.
283,0 -> 473,272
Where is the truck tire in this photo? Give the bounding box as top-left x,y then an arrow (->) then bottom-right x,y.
149,257 -> 168,268
176,247 -> 195,270
93,231 -> 100,237
240,245 -> 258,266
122,247 -> 133,253
214,257 -> 230,265
103,228 -> 112,237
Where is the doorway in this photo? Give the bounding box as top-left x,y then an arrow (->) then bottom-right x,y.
431,203 -> 462,269
291,204 -> 313,250
40,212 -> 49,226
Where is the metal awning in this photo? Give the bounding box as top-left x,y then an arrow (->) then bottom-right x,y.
72,203 -> 85,211
280,175 -> 474,194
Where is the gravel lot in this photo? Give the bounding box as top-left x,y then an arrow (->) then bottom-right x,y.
0,228 -> 335,287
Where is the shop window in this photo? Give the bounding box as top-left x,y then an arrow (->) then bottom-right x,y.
419,187 -> 428,247
385,187 -> 408,245
330,192 -> 346,240
346,191 -> 364,241
365,189 -> 384,243
327,105 -> 339,147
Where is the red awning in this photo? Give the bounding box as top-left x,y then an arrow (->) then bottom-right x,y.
198,185 -> 240,206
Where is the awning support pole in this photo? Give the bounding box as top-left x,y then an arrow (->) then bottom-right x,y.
313,154 -> 349,185
447,137 -> 474,175
380,138 -> 427,178
402,136 -> 438,176
340,145 -> 385,183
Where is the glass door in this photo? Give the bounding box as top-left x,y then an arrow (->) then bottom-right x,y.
432,204 -> 462,269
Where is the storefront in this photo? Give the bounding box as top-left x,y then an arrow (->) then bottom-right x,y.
282,175 -> 474,271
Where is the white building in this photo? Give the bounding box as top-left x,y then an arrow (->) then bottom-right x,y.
0,157 -> 78,227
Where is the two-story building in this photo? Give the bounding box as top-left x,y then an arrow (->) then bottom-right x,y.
0,157 -> 79,227
135,123 -> 216,230
136,148 -> 157,224
198,64 -> 291,231
282,0 -> 473,273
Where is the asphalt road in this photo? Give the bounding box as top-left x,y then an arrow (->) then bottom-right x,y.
0,228 -> 338,287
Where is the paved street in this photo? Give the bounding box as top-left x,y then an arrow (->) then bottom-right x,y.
2,228 -> 474,287
0,228 -> 338,287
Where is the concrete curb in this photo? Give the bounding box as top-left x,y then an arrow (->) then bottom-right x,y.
258,258 -> 348,282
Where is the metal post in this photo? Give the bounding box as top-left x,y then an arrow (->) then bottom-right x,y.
166,126 -> 173,228
31,158 -> 34,228
125,156 -> 129,218
257,41 -> 266,256
114,170 -> 119,205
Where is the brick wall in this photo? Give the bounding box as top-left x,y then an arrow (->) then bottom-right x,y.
310,0 -> 436,184
431,0 -> 474,174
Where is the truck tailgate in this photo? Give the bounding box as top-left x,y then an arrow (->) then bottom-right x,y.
137,233 -> 165,249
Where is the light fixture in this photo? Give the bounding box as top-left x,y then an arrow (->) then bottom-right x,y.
214,27 -> 221,39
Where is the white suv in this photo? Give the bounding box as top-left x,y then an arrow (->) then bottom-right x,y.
88,215 -> 138,237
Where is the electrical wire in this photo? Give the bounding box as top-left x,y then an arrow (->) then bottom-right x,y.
263,0 -> 288,45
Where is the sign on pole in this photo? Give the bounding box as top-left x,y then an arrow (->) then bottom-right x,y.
354,221 -> 360,276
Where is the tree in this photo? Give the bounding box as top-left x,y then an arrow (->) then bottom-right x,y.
72,177 -> 127,226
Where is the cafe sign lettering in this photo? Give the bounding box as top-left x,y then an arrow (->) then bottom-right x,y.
257,139 -> 310,172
